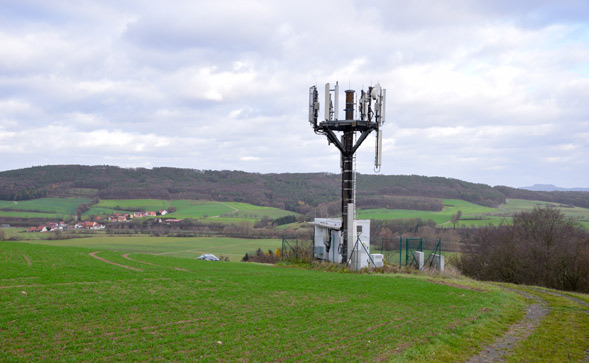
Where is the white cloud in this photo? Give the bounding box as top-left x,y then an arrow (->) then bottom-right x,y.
0,1 -> 587,188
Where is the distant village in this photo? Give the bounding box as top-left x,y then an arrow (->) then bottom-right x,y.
28,209 -> 175,232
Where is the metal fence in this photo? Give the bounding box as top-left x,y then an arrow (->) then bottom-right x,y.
374,237 -> 442,269
281,236 -> 313,262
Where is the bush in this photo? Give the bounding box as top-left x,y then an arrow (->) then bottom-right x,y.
242,240 -> 314,264
458,207 -> 589,293
242,248 -> 280,263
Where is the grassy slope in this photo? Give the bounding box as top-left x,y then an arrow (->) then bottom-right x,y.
0,198 -> 91,219
357,199 -> 503,226
506,286 -> 589,362
11,235 -> 282,262
3,197 -> 588,229
1,241 -> 526,362
358,198 -> 589,228
0,198 -> 299,225
94,199 -> 299,224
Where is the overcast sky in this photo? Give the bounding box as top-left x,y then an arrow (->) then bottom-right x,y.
1,0 -> 588,188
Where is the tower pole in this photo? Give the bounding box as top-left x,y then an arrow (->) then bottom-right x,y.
341,90 -> 355,263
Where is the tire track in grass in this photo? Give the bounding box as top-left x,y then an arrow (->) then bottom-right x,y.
88,251 -> 143,272
23,254 -> 32,267
122,253 -> 188,271
527,287 -> 589,362
529,287 -> 589,310
465,287 -> 549,363
210,201 -> 239,218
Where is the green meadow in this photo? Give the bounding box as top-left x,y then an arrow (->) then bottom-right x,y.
12,235 -> 282,262
89,200 -> 298,224
0,198 -> 299,226
357,198 -> 589,228
2,197 -> 589,229
0,198 -> 91,219
87,199 -> 234,219
0,241 -> 519,362
357,199 -> 503,226
2,241 -> 587,362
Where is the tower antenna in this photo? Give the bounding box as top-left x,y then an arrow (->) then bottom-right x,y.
308,82 -> 386,264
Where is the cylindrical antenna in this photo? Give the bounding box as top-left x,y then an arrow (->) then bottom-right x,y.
334,82 -> 339,121
325,83 -> 331,121
375,129 -> 382,171
381,89 -> 386,125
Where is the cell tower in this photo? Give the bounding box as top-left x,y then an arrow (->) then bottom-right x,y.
309,82 -> 386,264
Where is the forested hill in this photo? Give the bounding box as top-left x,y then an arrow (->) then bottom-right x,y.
1,165 -> 588,210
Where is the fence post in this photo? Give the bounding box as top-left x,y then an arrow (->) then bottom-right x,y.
399,236 -> 402,268
405,238 -> 409,266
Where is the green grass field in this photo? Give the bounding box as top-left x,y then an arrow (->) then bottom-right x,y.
88,199 -> 298,224
0,198 -> 91,219
11,234 -> 282,262
357,199 -> 501,226
0,198 -> 299,227
500,199 -> 589,227
2,197 -> 588,229
358,198 -> 589,228
2,241 -> 586,361
0,241 -> 522,362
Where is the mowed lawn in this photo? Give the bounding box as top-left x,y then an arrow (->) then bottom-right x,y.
12,235 -> 282,262
0,241 -> 524,362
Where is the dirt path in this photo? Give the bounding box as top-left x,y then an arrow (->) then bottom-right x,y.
465,288 -> 549,363
88,251 -> 143,272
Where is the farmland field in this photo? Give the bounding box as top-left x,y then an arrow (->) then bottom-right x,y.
0,241 -> 521,362
357,198 -> 589,228
0,198 -> 298,226
12,235 -> 282,262
357,199 -> 501,226
2,197 -> 589,229
2,241 -> 587,362
88,199 -> 298,224
86,199 -> 234,220
0,198 -> 91,219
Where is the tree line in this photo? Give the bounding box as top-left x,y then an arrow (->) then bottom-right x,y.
2,165 -> 589,213
458,207 -> 589,293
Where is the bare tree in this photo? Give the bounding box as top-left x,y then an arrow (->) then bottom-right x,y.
459,207 -> 589,293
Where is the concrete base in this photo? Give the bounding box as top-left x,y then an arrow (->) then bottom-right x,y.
432,254 -> 445,272
415,251 -> 424,270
